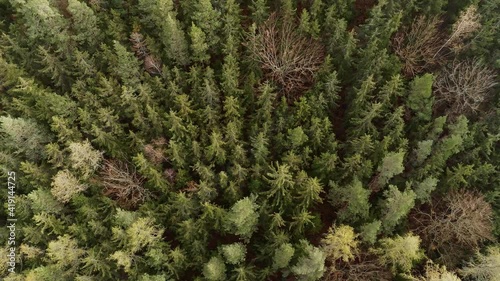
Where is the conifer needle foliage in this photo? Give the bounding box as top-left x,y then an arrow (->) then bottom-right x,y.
0,0 -> 498,280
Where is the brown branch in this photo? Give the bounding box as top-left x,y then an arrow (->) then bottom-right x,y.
100,159 -> 149,209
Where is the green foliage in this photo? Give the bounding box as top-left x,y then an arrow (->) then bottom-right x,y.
67,0 -> 100,47
461,246 -> 500,281
47,234 -> 85,269
291,240 -> 326,281
272,243 -> 295,270
321,225 -> 359,262
220,243 -> 246,265
0,1 -> 498,279
68,140 -> 103,178
27,188 -> 63,214
407,73 -> 434,122
414,177 -> 439,202
374,233 -> 424,273
360,220 -> 382,245
380,185 -> 416,233
189,23 -> 210,63
224,196 -> 259,240
203,256 -> 226,281
0,116 -> 50,162
51,169 -> 88,203
329,178 -> 371,223
376,150 -> 406,189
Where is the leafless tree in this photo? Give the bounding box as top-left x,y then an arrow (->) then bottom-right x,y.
100,159 -> 149,209
130,32 -> 148,59
143,137 -> 168,165
249,13 -> 325,100
435,4 -> 481,56
410,190 -> 494,266
324,253 -> 392,281
434,59 -> 497,116
393,15 -> 445,77
129,32 -> 162,75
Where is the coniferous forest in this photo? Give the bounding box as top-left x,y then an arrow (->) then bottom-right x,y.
0,0 -> 499,280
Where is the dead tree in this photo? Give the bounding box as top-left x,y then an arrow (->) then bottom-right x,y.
410,190 -> 494,266
249,13 -> 325,100
129,32 -> 162,75
100,159 -> 149,209
434,59 -> 497,116
393,15 -> 445,77
324,253 -> 392,281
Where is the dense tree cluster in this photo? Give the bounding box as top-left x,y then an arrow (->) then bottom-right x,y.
0,0 -> 498,280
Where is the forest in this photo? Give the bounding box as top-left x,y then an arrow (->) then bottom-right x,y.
0,0 -> 499,280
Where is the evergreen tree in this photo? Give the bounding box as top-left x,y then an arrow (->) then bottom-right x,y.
290,240 -> 326,281
373,233 -> 424,273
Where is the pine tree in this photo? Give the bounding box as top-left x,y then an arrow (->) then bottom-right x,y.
380,185 -> 416,233
189,23 -> 210,63
373,233 -> 424,273
265,162 -> 294,210
111,40 -> 142,87
0,116 -> 51,163
203,256 -> 226,281
373,150 -> 405,190
51,169 -> 88,203
290,240 -> 326,281
321,225 -> 359,262
272,243 -> 295,270
46,234 -> 85,269
220,243 -> 246,265
407,73 -> 434,122
461,246 -> 500,281
68,140 -> 103,178
329,178 -> 371,223
191,0 -> 221,51
224,196 -> 260,240
67,0 -> 100,48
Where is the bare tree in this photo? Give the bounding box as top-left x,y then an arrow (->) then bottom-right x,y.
434,4 -> 481,56
129,32 -> 162,75
410,190 -> 494,266
143,137 -> 168,165
100,159 -> 149,209
393,15 -> 445,77
324,253 -> 392,281
434,60 -> 497,116
249,13 -> 325,99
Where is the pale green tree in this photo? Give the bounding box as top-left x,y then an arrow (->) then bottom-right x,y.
51,169 -> 88,203
220,243 -> 246,265
224,196 -> 259,240
272,243 -> 295,270
203,256 -> 226,281
47,234 -> 85,269
373,233 -> 424,273
375,150 -> 405,189
0,116 -> 50,162
461,246 -> 500,281
380,185 -> 416,233
321,225 -> 359,262
291,240 -> 326,281
68,140 -> 103,178
189,23 -> 210,63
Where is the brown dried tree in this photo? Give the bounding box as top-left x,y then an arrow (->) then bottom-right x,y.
100,159 -> 149,209
249,13 -> 325,100
324,253 -> 392,281
129,32 -> 162,75
434,59 -> 497,116
410,190 -> 494,266
143,137 -> 168,165
393,15 -> 445,77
